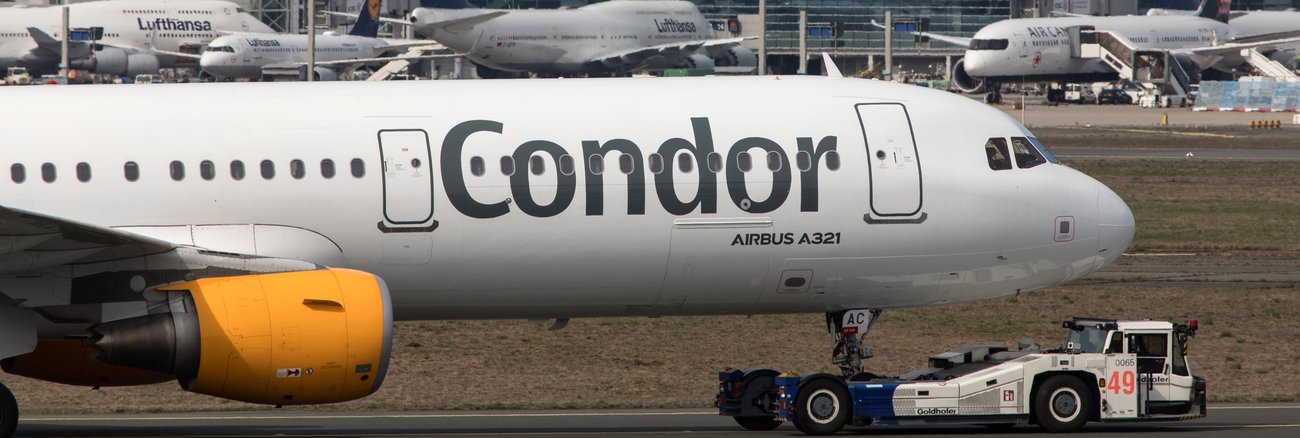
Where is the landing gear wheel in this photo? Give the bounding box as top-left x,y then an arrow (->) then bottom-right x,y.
792,378 -> 850,436
1034,375 -> 1091,433
733,415 -> 782,431
1,382 -> 17,438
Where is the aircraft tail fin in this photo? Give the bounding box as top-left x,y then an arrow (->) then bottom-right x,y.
1196,0 -> 1231,23
418,0 -> 476,9
348,0 -> 384,37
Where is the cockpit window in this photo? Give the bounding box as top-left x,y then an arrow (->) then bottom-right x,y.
205,45 -> 235,53
984,138 -> 1011,171
1028,137 -> 1061,164
1010,137 -> 1047,169
970,38 -> 1009,50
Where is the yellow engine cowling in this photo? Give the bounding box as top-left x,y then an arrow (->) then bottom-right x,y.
90,268 -> 392,405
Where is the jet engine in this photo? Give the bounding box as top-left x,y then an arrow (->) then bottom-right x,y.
71,48 -> 161,77
677,53 -> 716,71
708,46 -> 757,68
951,58 -> 986,94
1,340 -> 174,387
311,66 -> 339,81
86,268 -> 392,406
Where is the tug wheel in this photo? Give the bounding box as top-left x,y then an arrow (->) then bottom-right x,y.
792,378 -> 849,435
1034,375 -> 1091,433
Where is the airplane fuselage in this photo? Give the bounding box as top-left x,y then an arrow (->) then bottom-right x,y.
200,34 -> 399,78
0,77 -> 1132,321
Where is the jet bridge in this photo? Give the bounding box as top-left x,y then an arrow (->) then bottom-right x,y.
1073,27 -> 1194,107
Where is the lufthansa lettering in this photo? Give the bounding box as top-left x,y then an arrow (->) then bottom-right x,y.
654,18 -> 698,33
439,117 -> 837,219
136,17 -> 214,32
245,38 -> 282,47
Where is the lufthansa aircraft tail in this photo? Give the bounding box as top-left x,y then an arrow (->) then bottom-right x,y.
418,0 -> 477,9
1196,0 -> 1231,23
348,0 -> 384,36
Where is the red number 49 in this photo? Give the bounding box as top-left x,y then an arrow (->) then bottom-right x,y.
1107,371 -> 1136,395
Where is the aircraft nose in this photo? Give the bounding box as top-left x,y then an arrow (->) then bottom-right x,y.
1097,185 -> 1134,266
962,51 -> 986,75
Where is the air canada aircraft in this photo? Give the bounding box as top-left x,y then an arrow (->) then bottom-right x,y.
0,0 -> 273,76
402,0 -> 756,78
0,72 -> 1132,437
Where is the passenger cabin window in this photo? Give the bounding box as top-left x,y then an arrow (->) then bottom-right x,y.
230,160 -> 246,180
984,138 -> 1011,171
321,159 -> 336,178
825,150 -> 841,170
529,155 -> 545,175
559,155 -> 574,176
737,152 -> 752,172
706,152 -> 722,173
469,157 -> 485,177
10,164 -> 24,183
170,161 -> 185,181
796,151 -> 812,171
1010,137 -> 1047,169
260,160 -> 275,179
350,158 -> 365,178
124,162 -> 139,181
971,38 -> 1009,50
767,151 -> 782,171
677,153 -> 693,173
648,154 -> 664,174
76,162 -> 91,182
290,159 -> 306,179
619,154 -> 635,174
200,160 -> 215,181
589,155 -> 604,175
500,156 -> 515,176
41,163 -> 55,183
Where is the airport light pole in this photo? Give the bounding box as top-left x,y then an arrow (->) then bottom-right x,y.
60,6 -> 69,81
884,11 -> 893,79
307,0 -> 316,82
758,0 -> 766,75
798,10 -> 807,74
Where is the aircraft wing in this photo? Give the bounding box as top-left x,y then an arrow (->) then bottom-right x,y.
869,20 -> 971,48
301,52 -> 459,67
592,36 -> 754,68
1180,33 -> 1300,56
148,30 -> 202,59
0,205 -> 176,274
323,10 -> 413,27
25,27 -> 95,58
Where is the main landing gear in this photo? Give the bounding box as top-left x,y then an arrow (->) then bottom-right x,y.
1,382 -> 17,438
717,309 -> 882,432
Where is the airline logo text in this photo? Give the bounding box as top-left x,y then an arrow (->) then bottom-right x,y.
136,18 -> 215,32
654,18 -> 698,33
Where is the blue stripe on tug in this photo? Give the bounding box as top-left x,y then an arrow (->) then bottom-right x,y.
850,382 -> 902,420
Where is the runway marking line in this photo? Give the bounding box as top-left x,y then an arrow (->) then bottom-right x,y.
1054,126 -> 1238,138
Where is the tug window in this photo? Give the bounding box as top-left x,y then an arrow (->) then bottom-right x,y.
737,152 -> 752,172
321,159 -> 336,178
124,162 -> 140,181
1010,137 -> 1047,169
41,163 -> 56,183
76,162 -> 91,182
984,138 -> 1012,171
588,155 -> 604,175
469,157 -> 485,176
200,160 -> 215,180
230,160 -> 246,180
350,158 -> 365,178
170,161 -> 185,181
10,164 -> 24,183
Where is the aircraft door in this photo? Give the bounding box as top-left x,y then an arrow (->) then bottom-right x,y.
378,129 -> 437,232
1127,332 -> 1175,410
855,103 -> 923,219
657,219 -> 773,313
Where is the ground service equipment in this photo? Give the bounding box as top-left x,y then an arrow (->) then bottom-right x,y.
718,317 -> 1206,434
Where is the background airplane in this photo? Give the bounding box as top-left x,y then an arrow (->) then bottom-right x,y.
404,0 -> 756,78
0,73 -> 1131,438
156,0 -> 451,81
0,0 -> 273,77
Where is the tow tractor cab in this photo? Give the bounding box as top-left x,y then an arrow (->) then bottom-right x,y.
720,318 -> 1206,435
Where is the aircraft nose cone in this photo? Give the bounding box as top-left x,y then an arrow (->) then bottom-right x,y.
1097,186 -> 1134,266
962,52 -> 987,76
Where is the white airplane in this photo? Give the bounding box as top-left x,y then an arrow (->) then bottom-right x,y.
0,0 -> 273,77
0,72 -> 1133,437
176,0 -> 450,81
884,0 -> 1300,97
403,0 -> 756,78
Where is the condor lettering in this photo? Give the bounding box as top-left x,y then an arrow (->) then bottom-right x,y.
439,118 -> 837,219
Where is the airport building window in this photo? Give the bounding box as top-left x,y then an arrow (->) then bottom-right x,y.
985,138 -> 1011,171
41,163 -> 55,183
10,164 -> 24,184
707,152 -> 722,173
529,155 -> 545,175
230,160 -> 246,181
619,154 -> 635,175
825,151 -> 841,171
200,160 -> 216,181
767,151 -> 783,171
350,158 -> 365,178
76,163 -> 91,182
648,154 -> 664,174
589,155 -> 604,175
321,159 -> 336,179
170,161 -> 185,181
500,156 -> 515,176
1010,137 -> 1046,169
469,157 -> 485,177
677,153 -> 694,173
796,151 -> 812,171
290,159 -> 306,179
559,155 -> 575,176
260,160 -> 275,179
737,152 -> 752,172
124,162 -> 139,182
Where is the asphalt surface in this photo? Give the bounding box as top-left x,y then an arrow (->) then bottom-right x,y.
1050,147 -> 1300,160
14,405 -> 1300,437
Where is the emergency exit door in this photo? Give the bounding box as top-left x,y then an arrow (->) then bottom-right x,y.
378,130 -> 435,228
856,103 -> 922,217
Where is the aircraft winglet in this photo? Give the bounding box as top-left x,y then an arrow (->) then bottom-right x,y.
822,53 -> 842,78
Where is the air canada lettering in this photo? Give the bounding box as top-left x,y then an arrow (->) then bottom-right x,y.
1026,26 -> 1067,38
654,18 -> 698,33
136,17 -> 214,32
440,118 -> 838,219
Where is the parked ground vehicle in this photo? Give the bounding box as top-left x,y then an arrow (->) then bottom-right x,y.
1098,89 -> 1134,104
719,317 -> 1205,435
4,67 -> 31,85
1064,83 -> 1097,103
133,74 -> 166,84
